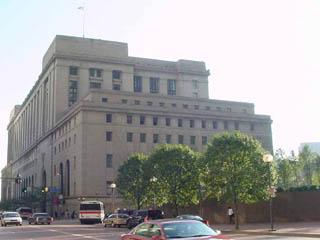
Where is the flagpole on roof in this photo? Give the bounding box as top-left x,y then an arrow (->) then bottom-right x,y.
78,4 -> 85,38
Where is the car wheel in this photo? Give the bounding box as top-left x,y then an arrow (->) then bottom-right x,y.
48,222 -> 50,225
4,224 -> 6,227
29,222 -> 31,224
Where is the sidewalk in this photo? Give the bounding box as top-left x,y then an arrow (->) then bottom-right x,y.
214,222 -> 320,238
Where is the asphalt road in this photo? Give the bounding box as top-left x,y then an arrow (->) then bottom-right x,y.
0,223 -> 318,240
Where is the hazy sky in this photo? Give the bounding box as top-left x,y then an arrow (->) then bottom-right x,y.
0,0 -> 319,170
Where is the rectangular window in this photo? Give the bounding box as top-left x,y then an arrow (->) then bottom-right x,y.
106,114 -> 112,123
202,136 -> 208,145
193,92 -> 198,98
89,68 -> 102,78
90,82 -> 101,89
102,97 -> 108,102
192,80 -> 198,89
153,134 -> 159,143
216,107 -> 222,111
153,117 -> 158,126
224,121 -> 229,130
140,116 -> 145,125
106,131 -> 112,141
201,120 -> 206,129
190,136 -> 196,145
106,154 -> 113,168
150,77 -> 159,93
178,135 -> 184,144
167,79 -> 176,95
171,103 -> 176,107
69,66 -> 78,76
166,135 -> 172,144
134,100 -> 140,105
213,121 -> 218,129
235,122 -> 239,130
113,84 -> 121,90
206,106 -> 211,111
227,107 -> 232,112
190,120 -> 194,128
147,101 -> 153,106
183,104 -> 189,109
69,80 -> 78,106
122,99 -> 128,104
194,105 -> 199,110
127,115 -> 133,124
250,123 -> 255,131
159,102 -> 165,107
112,70 -> 121,79
140,133 -> 146,143
165,118 -> 171,126
127,132 -> 133,142
134,76 -> 142,92
178,119 -> 183,127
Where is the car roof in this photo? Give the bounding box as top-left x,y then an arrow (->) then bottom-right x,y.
146,218 -> 201,224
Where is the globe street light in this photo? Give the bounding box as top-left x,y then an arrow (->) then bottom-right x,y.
110,183 -> 116,213
150,177 -> 158,209
263,153 -> 276,231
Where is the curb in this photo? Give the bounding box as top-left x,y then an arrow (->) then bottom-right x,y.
221,229 -> 320,238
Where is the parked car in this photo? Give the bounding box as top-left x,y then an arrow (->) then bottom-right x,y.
103,213 -> 130,227
1,212 -> 22,227
121,219 -> 229,240
127,209 -> 164,229
16,207 -> 33,220
28,213 -> 53,225
176,214 -> 209,225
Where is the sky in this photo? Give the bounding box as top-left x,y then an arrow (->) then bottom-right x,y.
0,0 -> 319,171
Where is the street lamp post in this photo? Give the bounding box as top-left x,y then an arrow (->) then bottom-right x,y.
110,183 -> 116,213
263,153 -> 276,231
150,177 -> 157,209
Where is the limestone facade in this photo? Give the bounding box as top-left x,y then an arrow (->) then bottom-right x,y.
1,35 -> 273,213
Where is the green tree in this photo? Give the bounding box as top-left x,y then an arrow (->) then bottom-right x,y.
147,144 -> 201,216
313,154 -> 320,185
275,149 -> 295,190
299,145 -> 315,186
204,132 -> 271,229
116,153 -> 149,209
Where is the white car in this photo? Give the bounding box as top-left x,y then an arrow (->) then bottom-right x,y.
1,212 -> 22,227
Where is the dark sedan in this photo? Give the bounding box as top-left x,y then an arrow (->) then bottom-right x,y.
28,213 -> 53,225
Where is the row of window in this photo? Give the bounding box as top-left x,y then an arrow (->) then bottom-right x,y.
54,134 -> 77,155
53,117 -> 77,140
106,114 -> 255,131
106,131 -> 208,145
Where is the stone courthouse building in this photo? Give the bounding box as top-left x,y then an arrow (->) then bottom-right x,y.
1,35 -> 273,213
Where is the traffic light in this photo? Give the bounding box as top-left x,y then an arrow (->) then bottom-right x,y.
15,174 -> 22,184
21,187 -> 27,193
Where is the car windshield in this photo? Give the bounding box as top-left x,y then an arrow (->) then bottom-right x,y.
4,213 -> 19,218
163,221 -> 219,239
177,215 -> 203,221
80,204 -> 101,210
19,208 -> 32,213
34,213 -> 49,217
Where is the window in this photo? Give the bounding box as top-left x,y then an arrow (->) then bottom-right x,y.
167,79 -> 176,95
227,107 -> 231,112
106,131 -> 112,141
178,119 -> 183,127
178,135 -> 184,144
201,120 -> 206,129
147,101 -> 153,106
192,80 -> 198,89
112,70 -> 121,79
183,104 -> 189,109
150,77 -> 159,93
250,123 -> 255,131
54,146 -> 56,155
202,136 -> 208,145
190,120 -> 194,128
134,100 -> 140,105
243,108 -> 248,113
224,121 -> 228,130
140,116 -> 145,125
127,132 -> 133,142
159,102 -> 165,107
166,135 -> 172,143
69,80 -> 78,106
102,97 -> 108,102
140,133 -> 146,143
213,121 -> 218,129
134,76 -> 142,92
193,92 -> 198,98
106,114 -> 112,123
69,66 -> 78,76
190,136 -> 196,145
89,68 -> 102,78
171,103 -> 176,107
90,82 -> 101,89
153,134 -> 159,143
113,84 -> 121,90
122,99 -> 128,104
206,106 -> 211,111
106,154 -> 113,168
235,121 -> 239,130
194,105 -> 199,110
216,107 -> 222,111
165,118 -> 171,126
127,115 -> 133,124
74,156 -> 76,170
153,117 -> 158,126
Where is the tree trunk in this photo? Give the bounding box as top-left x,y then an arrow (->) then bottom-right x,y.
232,188 -> 239,230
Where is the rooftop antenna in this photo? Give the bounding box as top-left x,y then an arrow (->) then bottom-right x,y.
78,3 -> 85,38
